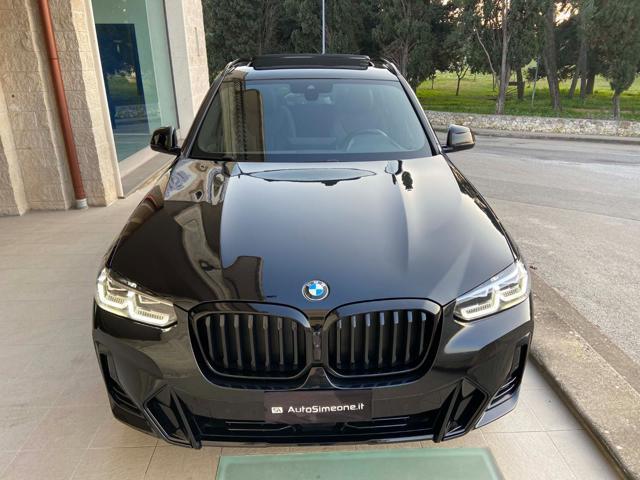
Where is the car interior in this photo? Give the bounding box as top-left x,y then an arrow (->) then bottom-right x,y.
194,79 -> 427,159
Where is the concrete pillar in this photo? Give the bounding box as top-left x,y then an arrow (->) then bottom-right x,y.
165,0 -> 210,131
0,82 -> 28,215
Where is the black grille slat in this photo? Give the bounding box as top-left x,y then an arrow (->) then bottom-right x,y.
405,311 -> 413,363
336,319 -> 342,368
292,321 -> 299,367
328,308 -> 435,378
248,314 -> 257,371
219,315 -> 229,368
350,315 -> 356,367
277,317 -> 285,367
418,312 -> 427,355
233,314 -> 243,369
378,312 -> 385,367
391,311 -> 399,366
263,315 -> 271,370
364,313 -> 371,368
194,311 -> 309,380
205,317 -> 214,360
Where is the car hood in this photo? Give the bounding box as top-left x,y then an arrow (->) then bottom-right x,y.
108,156 -> 515,312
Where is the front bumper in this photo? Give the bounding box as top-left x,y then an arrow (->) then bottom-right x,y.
92,298 -> 533,448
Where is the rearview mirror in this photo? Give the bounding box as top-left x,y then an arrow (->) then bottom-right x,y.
150,126 -> 181,155
443,125 -> 475,152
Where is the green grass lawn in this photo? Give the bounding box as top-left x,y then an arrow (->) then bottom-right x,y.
106,74 -> 143,104
416,72 -> 640,121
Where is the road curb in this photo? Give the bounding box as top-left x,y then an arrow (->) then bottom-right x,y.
432,126 -> 640,145
529,272 -> 640,479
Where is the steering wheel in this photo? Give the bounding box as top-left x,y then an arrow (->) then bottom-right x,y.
341,129 -> 403,151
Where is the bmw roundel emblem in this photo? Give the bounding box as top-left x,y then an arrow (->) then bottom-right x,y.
302,280 -> 329,301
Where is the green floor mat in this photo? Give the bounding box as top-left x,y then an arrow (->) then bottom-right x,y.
216,447 -> 502,480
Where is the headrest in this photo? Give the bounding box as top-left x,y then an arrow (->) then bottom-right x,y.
335,85 -> 374,113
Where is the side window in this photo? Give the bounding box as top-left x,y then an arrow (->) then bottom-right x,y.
195,81 -> 265,158
196,92 -> 223,153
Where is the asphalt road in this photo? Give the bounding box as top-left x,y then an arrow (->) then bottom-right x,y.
449,135 -> 640,366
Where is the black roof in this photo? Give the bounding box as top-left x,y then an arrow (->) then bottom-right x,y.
250,54 -> 372,71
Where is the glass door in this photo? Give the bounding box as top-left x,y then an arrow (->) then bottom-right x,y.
92,0 -> 178,162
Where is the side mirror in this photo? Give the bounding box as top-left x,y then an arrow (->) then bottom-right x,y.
150,126 -> 181,155
443,124 -> 475,152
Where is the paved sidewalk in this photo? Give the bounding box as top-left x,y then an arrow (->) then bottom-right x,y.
0,190 -> 621,479
448,133 -> 640,477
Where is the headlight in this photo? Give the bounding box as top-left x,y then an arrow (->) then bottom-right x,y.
454,260 -> 530,321
95,268 -> 177,327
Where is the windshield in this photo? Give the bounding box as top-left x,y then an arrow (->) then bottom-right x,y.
191,78 -> 430,162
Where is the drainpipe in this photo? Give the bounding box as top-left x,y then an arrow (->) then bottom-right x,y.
37,0 -> 88,209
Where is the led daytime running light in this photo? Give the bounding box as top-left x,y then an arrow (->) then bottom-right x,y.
95,269 -> 176,327
454,261 -> 530,321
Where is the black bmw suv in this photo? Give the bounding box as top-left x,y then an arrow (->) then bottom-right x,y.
93,54 -> 533,448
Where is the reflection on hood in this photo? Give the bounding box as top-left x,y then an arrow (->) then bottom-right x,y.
165,159 -> 233,204
248,167 -> 375,186
109,156 -> 515,311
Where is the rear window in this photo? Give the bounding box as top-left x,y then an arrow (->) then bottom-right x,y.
191,78 -> 430,162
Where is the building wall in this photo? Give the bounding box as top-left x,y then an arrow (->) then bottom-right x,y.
182,0 -> 210,114
51,0 -> 120,207
0,0 -> 209,216
0,0 -> 75,212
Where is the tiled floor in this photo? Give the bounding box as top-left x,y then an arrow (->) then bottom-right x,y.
0,191 -> 621,479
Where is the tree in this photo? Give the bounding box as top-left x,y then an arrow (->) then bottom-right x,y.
568,0 -> 594,99
282,0 -> 322,53
583,41 -> 606,95
458,0 -> 535,114
507,0 -> 539,100
535,3 -> 601,100
327,1 -> 358,52
272,0 -> 383,57
356,0 -> 385,57
445,28 -> 471,96
458,0 -> 500,91
471,27 -> 498,89
541,0 -> 562,112
257,0 -> 279,55
203,0 -> 282,74
429,0 -> 457,73
495,0 -> 511,114
374,0 -> 435,88
592,0 -> 640,119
